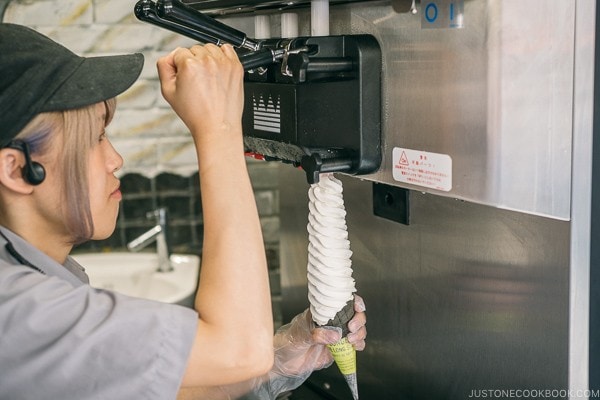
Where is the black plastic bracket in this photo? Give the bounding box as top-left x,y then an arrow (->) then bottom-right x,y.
373,183 -> 410,225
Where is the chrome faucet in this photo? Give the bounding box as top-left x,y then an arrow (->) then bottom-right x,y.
127,207 -> 173,272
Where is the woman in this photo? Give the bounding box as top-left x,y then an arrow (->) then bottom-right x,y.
0,23 -> 366,399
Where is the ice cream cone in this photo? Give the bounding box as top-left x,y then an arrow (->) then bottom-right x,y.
321,300 -> 359,400
322,299 -> 355,336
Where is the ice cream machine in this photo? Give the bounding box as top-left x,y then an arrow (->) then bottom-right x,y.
136,3 -> 379,398
135,0 -> 382,184
136,1 -> 599,399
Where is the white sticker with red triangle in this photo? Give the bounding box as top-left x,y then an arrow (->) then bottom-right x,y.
392,147 -> 452,192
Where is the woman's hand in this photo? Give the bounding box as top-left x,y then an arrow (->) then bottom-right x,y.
176,296 -> 367,399
274,294 -> 367,377
314,294 -> 367,351
156,44 -> 244,144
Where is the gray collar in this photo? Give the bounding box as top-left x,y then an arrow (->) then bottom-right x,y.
0,226 -> 89,286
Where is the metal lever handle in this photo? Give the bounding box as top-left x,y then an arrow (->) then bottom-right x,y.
156,0 -> 259,51
238,48 -> 286,70
135,0 -> 282,71
134,0 -> 223,46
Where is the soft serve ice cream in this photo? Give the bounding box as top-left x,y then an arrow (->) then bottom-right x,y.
307,173 -> 356,326
306,173 -> 359,399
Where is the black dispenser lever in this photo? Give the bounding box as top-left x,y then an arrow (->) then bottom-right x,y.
134,0 -> 283,71
134,0 -> 223,46
156,0 -> 259,51
240,48 -> 286,71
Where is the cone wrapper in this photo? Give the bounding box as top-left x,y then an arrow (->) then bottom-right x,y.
319,300 -> 359,399
327,337 -> 358,399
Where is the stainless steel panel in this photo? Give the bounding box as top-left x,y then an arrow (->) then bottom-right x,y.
226,0 -> 586,397
569,0 -> 595,393
224,1 -> 576,219
280,165 -> 570,399
339,0 -> 574,220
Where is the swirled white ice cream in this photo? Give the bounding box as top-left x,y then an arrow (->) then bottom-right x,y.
307,173 -> 356,326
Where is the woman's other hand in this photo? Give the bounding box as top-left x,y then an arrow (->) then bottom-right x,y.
156,44 -> 244,144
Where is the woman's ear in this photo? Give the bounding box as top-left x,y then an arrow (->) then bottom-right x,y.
0,148 -> 34,194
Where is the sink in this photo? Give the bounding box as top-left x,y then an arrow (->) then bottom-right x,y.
71,252 -> 199,307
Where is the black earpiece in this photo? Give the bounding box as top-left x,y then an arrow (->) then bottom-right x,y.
5,140 -> 46,185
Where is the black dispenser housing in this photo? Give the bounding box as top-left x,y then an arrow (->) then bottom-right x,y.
242,35 -> 381,184
134,0 -> 382,184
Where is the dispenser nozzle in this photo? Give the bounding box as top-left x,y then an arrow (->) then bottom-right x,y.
300,154 -> 353,184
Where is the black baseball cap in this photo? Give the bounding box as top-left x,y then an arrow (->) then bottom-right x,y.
0,23 -> 144,147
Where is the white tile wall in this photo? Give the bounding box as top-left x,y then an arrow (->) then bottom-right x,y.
4,0 -> 94,25
2,0 -> 265,179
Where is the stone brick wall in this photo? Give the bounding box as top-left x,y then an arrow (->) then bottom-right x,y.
2,0 -> 281,324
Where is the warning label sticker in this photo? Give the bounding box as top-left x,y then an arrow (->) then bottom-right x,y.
392,147 -> 452,191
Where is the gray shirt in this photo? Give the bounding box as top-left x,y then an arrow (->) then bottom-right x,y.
0,226 -> 198,400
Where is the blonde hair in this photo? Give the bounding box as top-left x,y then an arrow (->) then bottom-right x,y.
14,99 -> 117,244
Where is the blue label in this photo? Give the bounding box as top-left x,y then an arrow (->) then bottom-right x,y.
421,0 -> 464,29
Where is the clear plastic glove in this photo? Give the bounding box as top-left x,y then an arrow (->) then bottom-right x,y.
177,295 -> 366,400
253,294 -> 367,398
